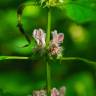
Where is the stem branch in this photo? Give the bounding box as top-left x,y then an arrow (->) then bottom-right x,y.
60,57 -> 96,68
0,56 -> 29,60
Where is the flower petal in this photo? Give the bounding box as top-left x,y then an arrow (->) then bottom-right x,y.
52,30 -> 64,44
33,29 -> 40,45
59,86 -> 66,96
33,90 -> 40,96
33,28 -> 46,47
58,33 -> 64,43
52,30 -> 57,39
51,88 -> 59,96
39,90 -> 47,96
50,30 -> 64,56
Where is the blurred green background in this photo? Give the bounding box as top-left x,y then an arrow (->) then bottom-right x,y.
0,0 -> 96,96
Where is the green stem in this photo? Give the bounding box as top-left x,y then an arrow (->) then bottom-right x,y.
46,61 -> 51,95
46,8 -> 51,47
60,57 -> 96,68
46,6 -> 51,95
0,56 -> 29,60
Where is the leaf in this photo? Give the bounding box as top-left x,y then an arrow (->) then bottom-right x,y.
60,0 -> 96,23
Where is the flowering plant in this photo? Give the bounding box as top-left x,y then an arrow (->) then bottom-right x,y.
0,0 -> 96,96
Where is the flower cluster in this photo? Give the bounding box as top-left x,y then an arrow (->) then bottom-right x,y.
41,0 -> 64,7
32,28 -> 64,57
32,86 -> 66,96
33,29 -> 46,48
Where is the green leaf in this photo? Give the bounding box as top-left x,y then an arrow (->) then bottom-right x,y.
60,0 -> 96,23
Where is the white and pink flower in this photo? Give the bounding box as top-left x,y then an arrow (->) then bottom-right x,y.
33,90 -> 47,96
33,29 -> 46,48
49,30 -> 64,56
32,29 -> 64,56
32,86 -> 66,96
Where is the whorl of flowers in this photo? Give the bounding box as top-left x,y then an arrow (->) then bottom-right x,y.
41,0 -> 64,7
32,86 -> 66,96
32,28 -> 64,57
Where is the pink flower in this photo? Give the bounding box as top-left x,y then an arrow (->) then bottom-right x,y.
51,88 -> 59,96
52,30 -> 64,45
59,86 -> 66,96
33,90 -> 40,96
32,29 -> 64,56
33,90 -> 47,96
51,86 -> 66,96
33,28 -> 46,48
50,30 -> 64,56
32,86 -> 66,96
